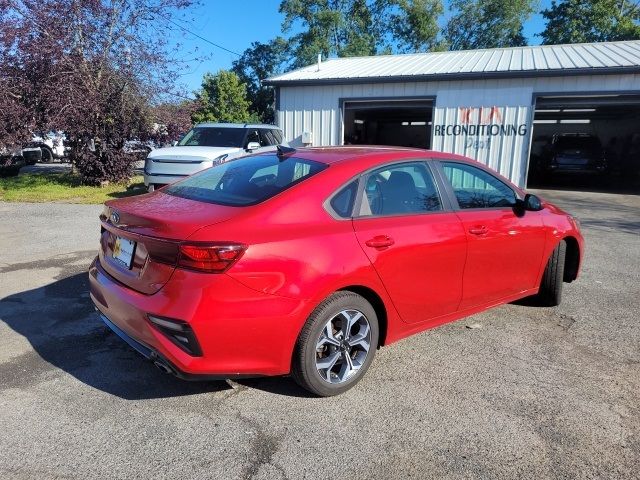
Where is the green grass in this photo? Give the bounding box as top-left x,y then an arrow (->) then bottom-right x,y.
0,172 -> 147,204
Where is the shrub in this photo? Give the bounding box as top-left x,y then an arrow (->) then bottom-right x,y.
71,147 -> 135,186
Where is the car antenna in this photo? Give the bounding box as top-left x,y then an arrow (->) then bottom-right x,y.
276,145 -> 296,160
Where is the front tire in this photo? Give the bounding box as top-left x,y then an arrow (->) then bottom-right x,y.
536,240 -> 566,306
40,146 -> 53,163
292,292 -> 379,397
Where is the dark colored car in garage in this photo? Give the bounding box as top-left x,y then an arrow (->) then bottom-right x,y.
542,134 -> 607,174
90,147 -> 584,396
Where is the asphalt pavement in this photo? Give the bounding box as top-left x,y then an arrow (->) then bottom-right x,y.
0,190 -> 638,479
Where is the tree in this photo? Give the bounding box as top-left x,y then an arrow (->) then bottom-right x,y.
389,0 -> 445,53
444,0 -> 535,50
192,70 -> 254,124
540,0 -> 640,45
0,0 -> 198,184
279,0 -> 445,67
150,102 -> 197,144
232,38 -> 290,123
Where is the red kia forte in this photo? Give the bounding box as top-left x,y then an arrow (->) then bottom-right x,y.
89,146 -> 584,396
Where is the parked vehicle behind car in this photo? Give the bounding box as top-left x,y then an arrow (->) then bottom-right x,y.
0,146 -> 26,177
22,131 -> 68,163
90,146 -> 584,396
143,123 -> 285,192
541,133 -> 607,174
21,146 -> 42,166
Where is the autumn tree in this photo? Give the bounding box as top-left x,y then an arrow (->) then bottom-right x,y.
0,0 -> 198,184
540,0 -> 640,45
444,0 -> 535,50
192,70 -> 254,124
150,101 -> 197,144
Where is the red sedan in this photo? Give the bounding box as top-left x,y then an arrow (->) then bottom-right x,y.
89,146 -> 584,396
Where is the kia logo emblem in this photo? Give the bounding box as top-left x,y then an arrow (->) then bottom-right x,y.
111,212 -> 120,224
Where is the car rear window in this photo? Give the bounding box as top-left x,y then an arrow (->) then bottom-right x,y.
164,154 -> 328,206
556,136 -> 600,150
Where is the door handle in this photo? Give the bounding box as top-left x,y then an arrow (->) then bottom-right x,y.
469,225 -> 488,235
365,235 -> 395,249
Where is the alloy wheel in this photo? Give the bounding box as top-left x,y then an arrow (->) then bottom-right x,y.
315,309 -> 371,384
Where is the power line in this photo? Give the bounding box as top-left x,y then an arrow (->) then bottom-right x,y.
167,18 -> 242,57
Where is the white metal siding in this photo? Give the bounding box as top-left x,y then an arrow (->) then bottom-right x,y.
276,73 -> 640,186
431,105 -> 532,186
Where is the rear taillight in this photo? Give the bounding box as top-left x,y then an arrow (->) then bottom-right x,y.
178,243 -> 246,273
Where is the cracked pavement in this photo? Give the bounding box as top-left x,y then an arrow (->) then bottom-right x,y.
0,190 -> 638,479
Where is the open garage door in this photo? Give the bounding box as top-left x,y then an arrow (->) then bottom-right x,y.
342,99 -> 433,149
527,94 -> 640,194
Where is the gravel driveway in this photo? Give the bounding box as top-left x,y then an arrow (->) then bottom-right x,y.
0,190 -> 638,479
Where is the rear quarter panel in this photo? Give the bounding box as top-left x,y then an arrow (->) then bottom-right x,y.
187,160 -> 405,346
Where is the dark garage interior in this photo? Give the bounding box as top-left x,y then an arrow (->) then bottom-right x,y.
343,99 -> 433,149
527,94 -> 640,194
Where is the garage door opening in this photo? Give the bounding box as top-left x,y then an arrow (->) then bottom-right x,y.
342,99 -> 433,149
527,94 -> 640,194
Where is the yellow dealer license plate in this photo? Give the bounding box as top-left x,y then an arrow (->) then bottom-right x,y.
113,236 -> 136,269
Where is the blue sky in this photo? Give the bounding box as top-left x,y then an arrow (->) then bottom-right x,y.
171,0 -> 552,94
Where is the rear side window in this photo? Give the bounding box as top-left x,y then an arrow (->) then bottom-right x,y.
442,162 -> 516,209
358,162 -> 442,216
165,155 -> 327,206
329,181 -> 359,218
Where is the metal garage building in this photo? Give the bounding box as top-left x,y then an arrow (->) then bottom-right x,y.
264,40 -> 640,190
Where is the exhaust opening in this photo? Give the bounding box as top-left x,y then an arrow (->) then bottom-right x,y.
153,360 -> 173,375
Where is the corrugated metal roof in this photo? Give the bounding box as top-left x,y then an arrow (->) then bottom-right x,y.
264,40 -> 640,85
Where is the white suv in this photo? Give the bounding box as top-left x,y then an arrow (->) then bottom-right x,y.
144,123 -> 285,191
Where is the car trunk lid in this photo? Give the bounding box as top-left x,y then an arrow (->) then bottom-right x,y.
99,191 -> 238,294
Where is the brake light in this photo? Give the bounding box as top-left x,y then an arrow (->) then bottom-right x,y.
178,243 -> 246,273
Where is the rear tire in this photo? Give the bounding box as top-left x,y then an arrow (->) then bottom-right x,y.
292,292 -> 378,397
536,240 -> 566,306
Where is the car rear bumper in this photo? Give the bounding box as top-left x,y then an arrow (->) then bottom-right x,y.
546,163 -> 606,173
89,256 -> 304,378
97,311 -> 257,380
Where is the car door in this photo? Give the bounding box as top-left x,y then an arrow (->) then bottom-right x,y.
351,161 -> 467,324
437,161 -> 546,309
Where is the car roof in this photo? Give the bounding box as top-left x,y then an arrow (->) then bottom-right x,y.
280,146 -> 473,165
195,122 -> 282,130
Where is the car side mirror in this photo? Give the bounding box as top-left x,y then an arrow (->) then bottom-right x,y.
171,140 -> 178,147
246,141 -> 260,152
514,193 -> 543,216
524,193 -> 543,211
